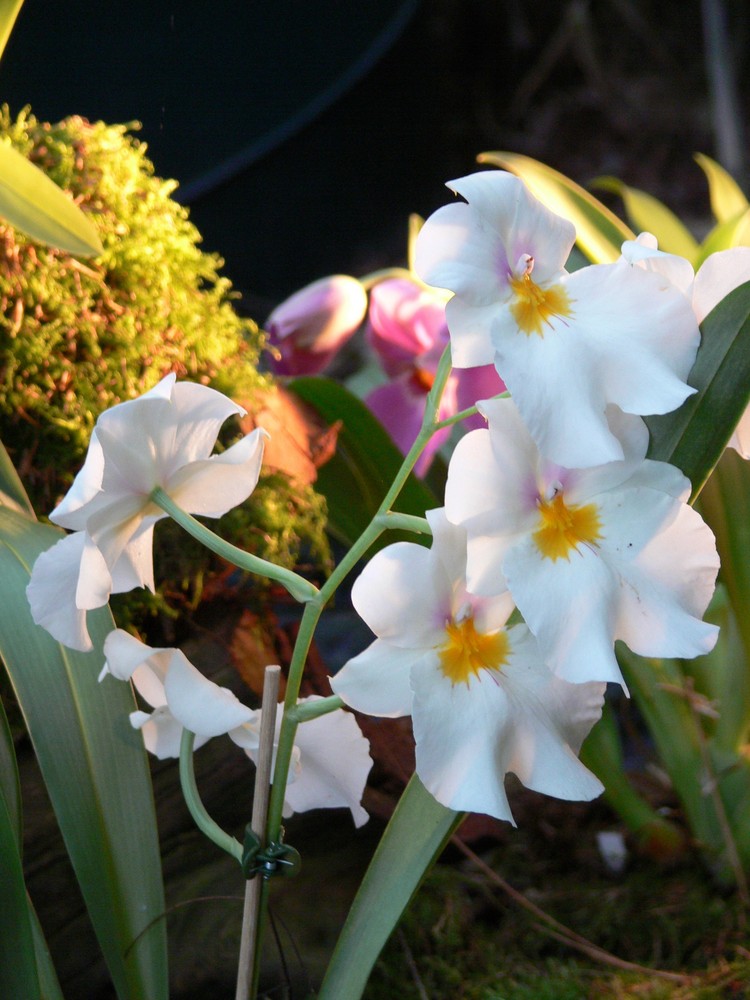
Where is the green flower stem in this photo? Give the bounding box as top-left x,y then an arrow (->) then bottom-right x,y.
433,390 -> 511,432
179,729 -> 242,863
150,487 -> 319,604
266,346 -> 454,843
287,694 -> 345,724
374,511 -> 431,536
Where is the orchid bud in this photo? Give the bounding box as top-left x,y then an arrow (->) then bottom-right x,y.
266,275 -> 367,375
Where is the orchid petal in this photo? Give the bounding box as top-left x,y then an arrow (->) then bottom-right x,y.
285,705 -> 372,827
410,626 -> 603,821
493,263 -> 699,467
331,639 -> 418,718
367,278 -> 448,375
692,247 -> 750,324
611,501 -> 720,658
503,535 -> 624,685
351,541 -> 450,649
26,531 -> 93,651
365,379 -> 452,476
447,171 -> 576,283
129,706 -> 211,760
166,427 -> 267,517
164,650 -> 254,737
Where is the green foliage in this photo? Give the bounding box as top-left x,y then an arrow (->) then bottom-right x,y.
289,376 -> 439,551
0,507 -> 168,998
318,776 -> 462,999
0,107 -> 265,510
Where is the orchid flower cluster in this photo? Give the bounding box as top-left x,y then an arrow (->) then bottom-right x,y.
25,170 -> 748,875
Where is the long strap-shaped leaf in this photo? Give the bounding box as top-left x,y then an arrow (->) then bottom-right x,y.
0,508 -> 168,999
0,693 -> 46,999
317,775 -> 463,999
0,139 -> 103,257
645,280 -> 750,497
0,439 -> 35,516
0,0 -> 24,64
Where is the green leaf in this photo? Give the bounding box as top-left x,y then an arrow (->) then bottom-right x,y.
289,377 -> 439,549
694,153 -> 749,224
318,775 -> 462,999
697,462 -> 750,748
0,140 -> 103,257
644,280 -> 750,499
579,703 -> 685,859
0,438 -> 35,516
592,176 -> 699,262
697,207 -> 750,265
0,0 -> 24,64
0,778 -> 41,1000
477,151 -> 634,264
29,900 -> 64,1000
617,648 -> 747,883
0,694 -> 21,848
0,509 -> 168,999
0,697 -> 63,998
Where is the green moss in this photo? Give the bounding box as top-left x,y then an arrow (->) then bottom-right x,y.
364,847 -> 749,1000
0,107 -> 329,618
0,106 -> 265,507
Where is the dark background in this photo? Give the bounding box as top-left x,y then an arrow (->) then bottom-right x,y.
2,0 -> 747,316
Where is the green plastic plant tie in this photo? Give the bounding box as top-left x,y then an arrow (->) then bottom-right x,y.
150,487 -> 319,603
241,827 -> 301,881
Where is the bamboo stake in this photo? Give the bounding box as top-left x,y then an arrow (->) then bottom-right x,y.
235,664 -> 281,1000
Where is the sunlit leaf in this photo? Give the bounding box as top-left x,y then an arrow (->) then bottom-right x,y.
697,207 -> 750,266
318,775 -> 462,999
592,176 -> 699,261
477,151 -> 634,264
0,509 -> 168,998
0,140 -> 103,256
0,0 -> 24,64
644,280 -> 750,499
0,439 -> 35,516
289,376 -> 439,549
694,152 -> 749,224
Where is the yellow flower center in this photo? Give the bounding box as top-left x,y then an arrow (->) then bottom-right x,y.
438,615 -> 509,685
533,491 -> 602,561
509,273 -> 572,337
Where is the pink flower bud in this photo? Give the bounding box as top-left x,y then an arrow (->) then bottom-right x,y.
266,275 -> 367,376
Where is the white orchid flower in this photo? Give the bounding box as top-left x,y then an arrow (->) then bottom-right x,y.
230,699 -> 373,827
101,630 -> 372,825
331,509 -> 605,824
414,171 -> 701,468
100,629 -> 254,758
622,235 -> 750,458
27,374 -> 267,650
444,397 -> 720,688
